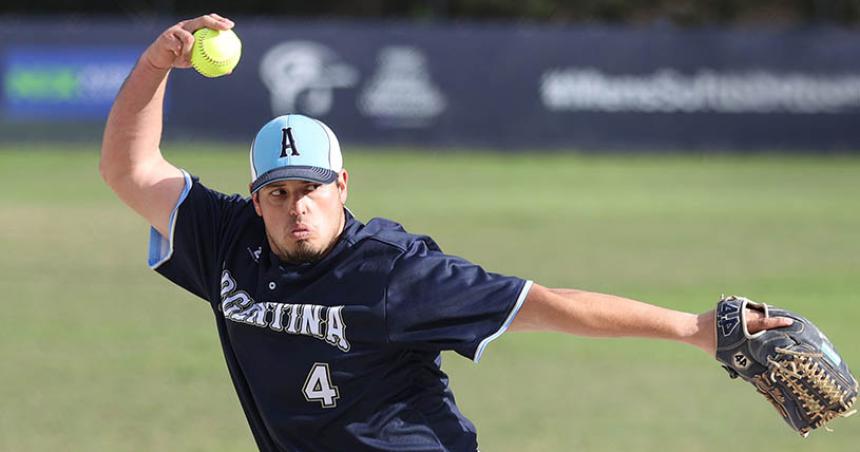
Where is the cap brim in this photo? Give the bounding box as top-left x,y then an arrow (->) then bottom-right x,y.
250,166 -> 338,193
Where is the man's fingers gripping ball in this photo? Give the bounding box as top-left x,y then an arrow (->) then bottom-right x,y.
167,28 -> 195,68
142,28 -> 188,70
142,14 -> 235,71
180,13 -> 234,34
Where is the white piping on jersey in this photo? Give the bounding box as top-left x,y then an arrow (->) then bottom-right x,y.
473,280 -> 533,363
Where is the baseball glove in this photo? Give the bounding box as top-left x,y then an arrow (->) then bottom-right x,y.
715,295 -> 858,436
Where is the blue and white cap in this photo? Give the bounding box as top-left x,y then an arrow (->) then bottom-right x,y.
249,114 -> 343,193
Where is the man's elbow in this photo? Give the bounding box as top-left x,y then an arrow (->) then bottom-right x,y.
98,150 -> 121,188
98,143 -> 139,189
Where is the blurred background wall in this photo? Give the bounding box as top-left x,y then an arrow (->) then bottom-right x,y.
2,1 -> 860,151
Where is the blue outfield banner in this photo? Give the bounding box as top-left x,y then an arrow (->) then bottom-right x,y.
1,17 -> 859,151
3,46 -> 138,119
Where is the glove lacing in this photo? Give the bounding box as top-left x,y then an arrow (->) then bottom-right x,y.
766,347 -> 858,433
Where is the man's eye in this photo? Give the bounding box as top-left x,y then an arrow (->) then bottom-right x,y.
270,189 -> 285,196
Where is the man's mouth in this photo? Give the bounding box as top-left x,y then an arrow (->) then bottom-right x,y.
290,225 -> 311,240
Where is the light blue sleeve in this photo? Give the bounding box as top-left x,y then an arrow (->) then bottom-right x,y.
147,170 -> 193,270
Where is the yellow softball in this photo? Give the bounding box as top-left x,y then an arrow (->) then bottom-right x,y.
190,28 -> 242,78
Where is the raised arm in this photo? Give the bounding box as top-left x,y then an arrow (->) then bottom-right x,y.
509,284 -> 792,356
99,14 -> 234,236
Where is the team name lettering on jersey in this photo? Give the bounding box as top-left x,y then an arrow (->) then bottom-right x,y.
220,270 -> 351,352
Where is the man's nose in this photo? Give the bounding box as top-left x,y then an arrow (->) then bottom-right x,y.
289,195 -> 308,216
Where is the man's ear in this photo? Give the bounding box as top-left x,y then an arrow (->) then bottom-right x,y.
338,169 -> 349,204
251,192 -> 263,217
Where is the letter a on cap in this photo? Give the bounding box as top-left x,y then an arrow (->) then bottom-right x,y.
281,127 -> 299,157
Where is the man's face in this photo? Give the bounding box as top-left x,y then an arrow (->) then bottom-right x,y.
251,171 -> 349,264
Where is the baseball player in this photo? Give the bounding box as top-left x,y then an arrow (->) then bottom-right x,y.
100,14 -> 793,451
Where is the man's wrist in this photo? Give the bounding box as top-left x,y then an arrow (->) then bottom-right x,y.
138,52 -> 173,75
684,311 -> 716,356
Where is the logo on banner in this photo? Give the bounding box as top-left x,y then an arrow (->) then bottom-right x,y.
540,67 -> 860,113
358,46 -> 446,128
2,46 -> 137,119
259,41 -> 358,116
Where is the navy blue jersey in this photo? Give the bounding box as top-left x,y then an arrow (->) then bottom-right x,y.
148,171 -> 532,451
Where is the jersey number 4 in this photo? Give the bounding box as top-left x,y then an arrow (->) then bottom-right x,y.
303,363 -> 340,408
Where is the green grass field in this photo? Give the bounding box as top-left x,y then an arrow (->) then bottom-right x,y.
1,144 -> 858,451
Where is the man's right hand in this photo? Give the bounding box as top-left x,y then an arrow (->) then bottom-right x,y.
141,13 -> 234,72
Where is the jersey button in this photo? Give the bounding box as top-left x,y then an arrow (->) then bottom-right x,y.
268,282 -> 276,290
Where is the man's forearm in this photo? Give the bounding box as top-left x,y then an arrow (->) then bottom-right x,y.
549,288 -> 706,347
511,285 -> 714,353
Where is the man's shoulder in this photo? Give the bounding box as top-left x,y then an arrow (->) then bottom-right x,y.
188,176 -> 252,207
186,176 -> 257,219
183,176 -> 263,242
352,216 -> 441,255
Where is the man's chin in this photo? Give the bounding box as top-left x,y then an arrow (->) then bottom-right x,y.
283,242 -> 325,264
